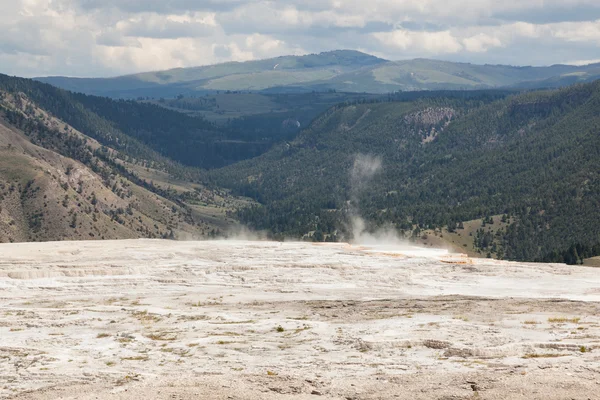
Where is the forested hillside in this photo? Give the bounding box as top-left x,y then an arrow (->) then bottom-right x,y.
210,82 -> 600,264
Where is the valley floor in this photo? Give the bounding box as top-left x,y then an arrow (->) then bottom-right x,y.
1,240 -> 600,399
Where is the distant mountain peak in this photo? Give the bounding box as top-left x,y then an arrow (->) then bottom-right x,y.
34,51 -> 600,98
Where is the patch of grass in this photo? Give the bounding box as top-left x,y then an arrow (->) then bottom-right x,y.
105,297 -> 127,305
453,315 -> 469,322
523,320 -> 540,325
116,373 -> 140,386
210,320 -> 256,325
267,370 -> 278,376
548,317 -> 580,324
145,332 -> 177,341
523,353 -> 566,359
275,325 -> 285,333
580,346 -> 588,353
292,325 -> 312,334
97,333 -> 111,338
179,315 -> 210,321
132,310 -> 162,324
121,355 -> 149,361
212,331 -> 241,337
105,361 -> 116,366
190,299 -> 222,307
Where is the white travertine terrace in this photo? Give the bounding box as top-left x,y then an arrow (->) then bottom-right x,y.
1,239 -> 600,399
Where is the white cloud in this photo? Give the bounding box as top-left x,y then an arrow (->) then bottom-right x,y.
0,0 -> 599,77
245,34 -> 284,54
462,33 -> 503,53
115,13 -> 217,39
373,29 -> 463,54
565,58 -> 600,65
552,20 -> 600,42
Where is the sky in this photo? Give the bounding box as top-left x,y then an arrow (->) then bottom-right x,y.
2,0 -> 600,78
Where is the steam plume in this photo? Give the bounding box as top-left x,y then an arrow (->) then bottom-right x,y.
348,154 -> 405,246
348,154 -> 381,242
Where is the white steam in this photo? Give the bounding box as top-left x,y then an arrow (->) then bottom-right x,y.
348,154 -> 407,247
223,225 -> 269,241
350,154 -> 382,192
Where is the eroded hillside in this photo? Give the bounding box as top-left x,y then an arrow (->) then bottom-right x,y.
0,90 -> 243,243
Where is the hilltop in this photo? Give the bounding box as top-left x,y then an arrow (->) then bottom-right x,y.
36,50 -> 600,97
36,50 -> 386,98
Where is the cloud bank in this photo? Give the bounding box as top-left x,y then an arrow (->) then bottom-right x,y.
2,0 -> 600,77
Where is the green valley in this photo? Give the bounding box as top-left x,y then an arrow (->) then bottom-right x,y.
2,57 -> 600,265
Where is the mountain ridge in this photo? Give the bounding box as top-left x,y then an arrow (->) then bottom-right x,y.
34,50 -> 600,97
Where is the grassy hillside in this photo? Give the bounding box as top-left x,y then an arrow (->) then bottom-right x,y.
0,81 -> 246,243
309,59 -> 593,92
37,50 -> 386,98
35,51 -> 600,97
134,50 -> 385,84
413,215 -> 513,257
210,82 -> 600,263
